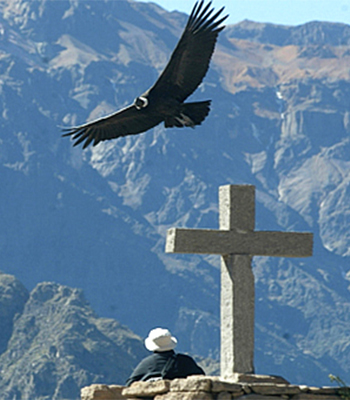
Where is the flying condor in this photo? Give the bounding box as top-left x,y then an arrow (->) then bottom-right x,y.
62,1 -> 228,149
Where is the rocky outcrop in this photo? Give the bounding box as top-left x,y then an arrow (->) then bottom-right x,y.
0,275 -> 148,400
81,375 -> 349,400
0,272 -> 29,354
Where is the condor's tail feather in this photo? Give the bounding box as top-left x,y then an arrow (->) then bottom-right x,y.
165,100 -> 211,128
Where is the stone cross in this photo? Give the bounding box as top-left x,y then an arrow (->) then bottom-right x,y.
165,185 -> 313,377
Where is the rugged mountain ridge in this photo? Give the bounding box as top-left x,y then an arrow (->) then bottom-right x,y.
228,19 -> 350,46
0,0 -> 349,392
0,272 -> 148,399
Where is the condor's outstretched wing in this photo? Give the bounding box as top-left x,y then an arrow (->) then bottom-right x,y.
62,105 -> 163,149
150,1 -> 227,102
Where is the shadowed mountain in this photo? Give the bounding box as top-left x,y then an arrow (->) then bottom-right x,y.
0,272 -> 148,399
0,0 -> 349,391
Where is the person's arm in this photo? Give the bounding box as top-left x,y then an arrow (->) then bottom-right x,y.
188,357 -> 205,375
178,354 -> 205,377
125,357 -> 151,386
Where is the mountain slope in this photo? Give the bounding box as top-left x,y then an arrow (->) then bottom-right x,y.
0,272 -> 148,400
0,0 -> 349,388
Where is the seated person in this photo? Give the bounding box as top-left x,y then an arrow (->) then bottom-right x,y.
126,327 -> 205,386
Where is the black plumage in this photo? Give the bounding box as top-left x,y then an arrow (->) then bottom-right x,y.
62,1 -> 228,149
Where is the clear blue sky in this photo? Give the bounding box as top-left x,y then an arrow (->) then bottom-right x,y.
150,0 -> 350,26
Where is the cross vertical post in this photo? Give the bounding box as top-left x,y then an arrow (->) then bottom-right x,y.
219,185 -> 255,376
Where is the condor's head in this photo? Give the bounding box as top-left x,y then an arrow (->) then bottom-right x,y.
134,96 -> 149,110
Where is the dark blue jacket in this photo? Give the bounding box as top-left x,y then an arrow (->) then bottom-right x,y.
126,350 -> 205,386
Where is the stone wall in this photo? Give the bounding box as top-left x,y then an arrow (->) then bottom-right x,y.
81,374 -> 349,400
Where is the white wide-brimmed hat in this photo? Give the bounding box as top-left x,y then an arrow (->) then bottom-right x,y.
144,328 -> 178,352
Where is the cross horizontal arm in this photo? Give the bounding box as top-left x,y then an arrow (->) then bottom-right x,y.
166,228 -> 313,257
